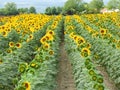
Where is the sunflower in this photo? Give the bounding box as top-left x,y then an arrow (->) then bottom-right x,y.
97,85 -> 104,90
97,77 -> 103,83
26,38 -> 30,42
6,49 -> 12,53
92,75 -> 97,81
69,32 -> 75,38
29,34 -> 33,40
81,48 -> 90,57
45,34 -> 54,41
43,43 -> 50,50
9,42 -> 14,47
86,43 -> 91,49
47,30 -> 55,36
2,31 -> 8,37
76,37 -> 85,45
30,27 -> 35,33
45,56 -> 49,60
0,59 -> 2,64
30,63 -> 36,67
30,62 -> 39,69
49,50 -> 54,55
23,81 -> 31,90
116,44 -> 120,49
73,35 -> 78,41
40,37 -> 46,44
19,63 -> 28,73
16,43 -> 22,48
89,70 -> 95,76
100,29 -> 107,35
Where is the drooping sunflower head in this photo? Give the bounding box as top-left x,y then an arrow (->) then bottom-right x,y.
30,62 -> 39,69
19,63 -> 28,73
81,48 -> 90,57
23,81 -> 31,90
86,43 -> 91,49
49,50 -> 54,55
2,31 -> 8,37
43,43 -> 50,50
73,35 -> 78,41
9,41 -> 14,48
6,48 -> 12,53
97,85 -> 104,90
69,32 -> 75,38
77,37 -> 85,45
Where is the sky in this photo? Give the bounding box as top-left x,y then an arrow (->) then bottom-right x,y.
0,0 -> 109,13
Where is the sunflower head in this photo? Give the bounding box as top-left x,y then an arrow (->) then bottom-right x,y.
47,30 -> 55,36
0,59 -> 2,64
9,41 -> 14,47
2,31 -> 8,37
43,43 -> 50,50
19,63 -> 28,73
97,77 -> 103,83
29,34 -> 34,40
92,75 -> 97,81
89,70 -> 95,76
23,81 -> 31,90
30,62 -> 39,69
6,49 -> 12,53
49,50 -> 54,55
77,37 -> 85,45
16,43 -> 22,48
40,37 -> 46,44
69,32 -> 75,38
81,48 -> 90,57
45,34 -> 54,41
97,85 -> 104,90
100,29 -> 107,35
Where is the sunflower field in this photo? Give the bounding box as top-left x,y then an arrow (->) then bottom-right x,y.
0,12 -> 120,90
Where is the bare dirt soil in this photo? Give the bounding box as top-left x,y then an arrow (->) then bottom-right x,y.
56,42 -> 76,90
97,66 -> 118,90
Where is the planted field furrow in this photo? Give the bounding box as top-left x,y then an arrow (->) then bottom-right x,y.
0,13 -> 120,90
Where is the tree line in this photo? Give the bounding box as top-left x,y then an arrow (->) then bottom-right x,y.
45,0 -> 120,15
0,0 -> 120,16
0,2 -> 36,15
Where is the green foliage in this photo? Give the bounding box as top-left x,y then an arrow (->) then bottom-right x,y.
4,2 -> 18,15
29,6 -> 36,14
0,3 -> 37,15
45,7 -> 62,15
18,8 -> 29,14
107,0 -> 120,9
62,0 -> 86,15
88,0 -> 104,13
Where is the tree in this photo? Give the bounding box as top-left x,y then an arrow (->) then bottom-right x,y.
88,0 -> 104,13
4,2 -> 18,15
107,0 -> 120,9
51,7 -> 57,15
45,7 -> 52,15
18,8 -> 29,14
0,8 -> 5,15
45,7 -> 62,15
56,7 -> 62,15
29,6 -> 36,13
62,0 -> 86,15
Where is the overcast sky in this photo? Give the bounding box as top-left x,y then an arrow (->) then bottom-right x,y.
0,0 -> 109,13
